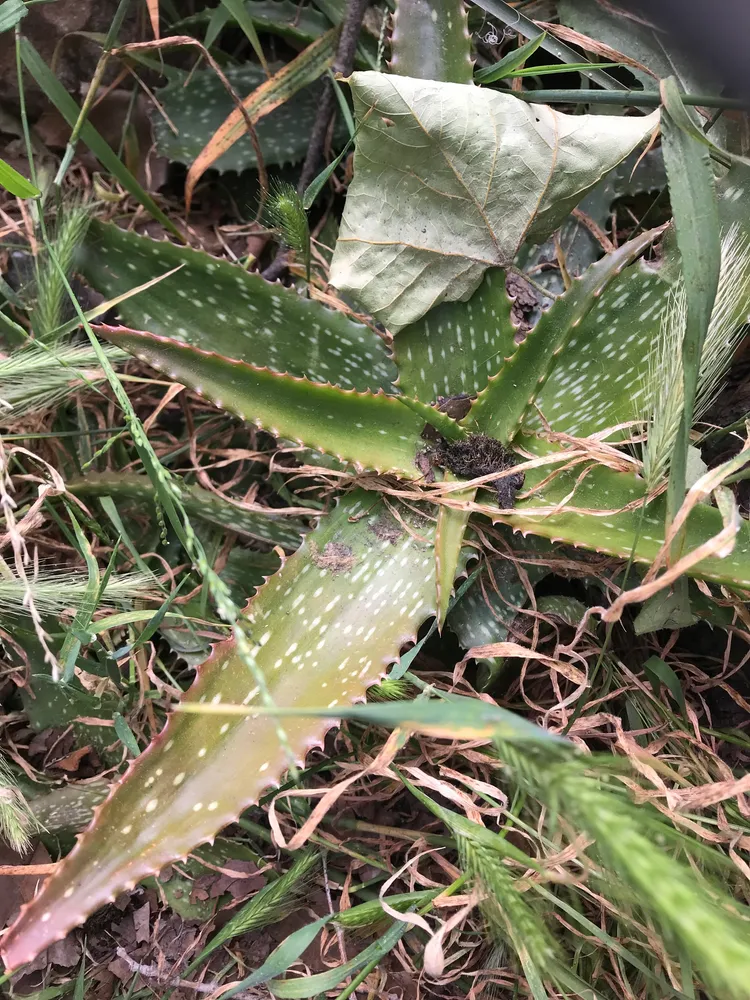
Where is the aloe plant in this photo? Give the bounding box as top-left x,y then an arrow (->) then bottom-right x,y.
151,64 -> 334,171
4,0 -> 750,981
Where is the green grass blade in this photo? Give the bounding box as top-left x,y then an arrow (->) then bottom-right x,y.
513,90 -> 745,111
267,919 -> 408,998
474,33 -> 547,84
58,507 -> 101,683
219,0 -> 269,74
186,850 -> 320,972
0,156 -> 38,197
660,77 -> 721,530
189,692 -> 565,743
221,914 -> 333,998
470,0 -> 625,91
0,0 -> 27,33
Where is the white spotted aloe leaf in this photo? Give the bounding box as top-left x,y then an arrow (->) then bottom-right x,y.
97,324 -> 428,476
78,221 -> 397,392
462,227 -> 664,443
151,65 -> 330,171
393,267 -> 516,400
1,490 -> 438,970
422,228 -> 750,589
67,472 -> 306,550
508,463 -> 750,589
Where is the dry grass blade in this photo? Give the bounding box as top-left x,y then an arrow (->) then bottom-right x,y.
146,0 -> 159,38
536,21 -> 657,78
184,29 -> 338,209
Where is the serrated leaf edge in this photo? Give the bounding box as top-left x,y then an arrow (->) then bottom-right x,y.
1,527 -> 436,971
96,324 -> 422,477
83,222 -> 374,335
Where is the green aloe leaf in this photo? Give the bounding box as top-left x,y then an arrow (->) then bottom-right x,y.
1,490 -> 438,970
97,325 -> 424,476
67,473 -> 307,551
448,535 -> 554,649
464,227 -> 662,443
78,222 -> 396,392
396,395 -> 466,440
504,462 -> 750,589
151,65 -> 330,170
22,675 -> 122,756
330,72 -> 658,329
517,147 -> 666,299
390,0 -> 473,84
435,475 -> 474,624
394,267 -> 517,400
522,260 -> 667,438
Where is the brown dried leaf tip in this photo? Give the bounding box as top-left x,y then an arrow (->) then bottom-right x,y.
436,433 -> 525,509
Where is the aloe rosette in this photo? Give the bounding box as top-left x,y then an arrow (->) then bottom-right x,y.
5,0 -> 750,975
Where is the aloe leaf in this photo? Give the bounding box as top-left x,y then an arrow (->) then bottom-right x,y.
522,260 -> 667,438
67,473 -> 307,551
0,490 -> 438,971
152,65 -> 330,170
435,475 -> 474,624
330,73 -> 658,329
396,395 -> 466,440
394,268 -> 517,400
22,676 -> 121,757
518,147 -> 666,299
27,781 -> 109,835
185,31 -> 338,205
390,0 -> 473,84
78,222 -> 396,392
97,325 -> 424,476
504,463 -> 750,589
465,228 -> 663,443
448,535 -> 553,648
